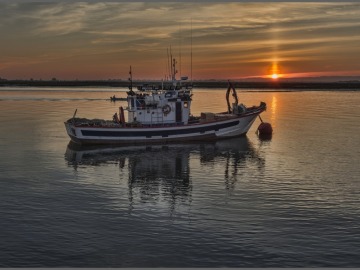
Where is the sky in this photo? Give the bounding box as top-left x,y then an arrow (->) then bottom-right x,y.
1,2 -> 360,80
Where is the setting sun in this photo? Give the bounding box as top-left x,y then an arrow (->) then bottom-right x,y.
268,62 -> 282,80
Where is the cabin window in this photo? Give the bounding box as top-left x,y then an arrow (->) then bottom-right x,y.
184,101 -> 188,108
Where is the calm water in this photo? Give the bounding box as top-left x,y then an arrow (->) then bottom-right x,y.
0,87 -> 359,267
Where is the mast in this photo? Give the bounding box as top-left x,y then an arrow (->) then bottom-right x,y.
173,58 -> 177,81
129,65 -> 132,91
170,46 -> 178,82
167,47 -> 171,81
170,45 -> 173,81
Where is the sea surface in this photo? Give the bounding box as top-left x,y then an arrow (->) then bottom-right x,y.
0,87 -> 359,267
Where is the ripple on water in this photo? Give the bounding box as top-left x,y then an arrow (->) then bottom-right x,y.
0,90 -> 359,267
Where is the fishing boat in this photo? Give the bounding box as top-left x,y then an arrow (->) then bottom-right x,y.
65,60 -> 267,145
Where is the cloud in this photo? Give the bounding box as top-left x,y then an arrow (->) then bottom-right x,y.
1,2 -> 360,79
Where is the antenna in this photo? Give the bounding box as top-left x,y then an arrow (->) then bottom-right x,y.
167,47 -> 171,81
170,45 -> 172,80
128,65 -> 132,91
179,22 -> 182,78
190,18 -> 193,83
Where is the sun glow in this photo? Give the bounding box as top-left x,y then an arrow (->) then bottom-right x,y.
267,61 -> 282,80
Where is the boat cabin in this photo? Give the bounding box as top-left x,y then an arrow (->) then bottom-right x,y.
125,58 -> 193,126
126,86 -> 192,126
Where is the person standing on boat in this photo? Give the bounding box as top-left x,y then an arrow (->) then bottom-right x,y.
113,112 -> 120,123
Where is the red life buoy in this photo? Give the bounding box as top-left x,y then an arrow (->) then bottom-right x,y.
257,122 -> 273,135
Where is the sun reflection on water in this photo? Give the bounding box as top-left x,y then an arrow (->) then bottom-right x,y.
270,95 -> 277,126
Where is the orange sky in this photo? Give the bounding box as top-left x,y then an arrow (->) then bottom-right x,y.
1,2 -> 360,80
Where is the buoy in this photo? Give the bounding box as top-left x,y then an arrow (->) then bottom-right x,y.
257,115 -> 273,135
258,122 -> 273,135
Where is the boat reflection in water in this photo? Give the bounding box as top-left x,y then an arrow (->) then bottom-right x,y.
65,137 -> 265,210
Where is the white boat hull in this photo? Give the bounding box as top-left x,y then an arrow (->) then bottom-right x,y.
65,109 -> 263,145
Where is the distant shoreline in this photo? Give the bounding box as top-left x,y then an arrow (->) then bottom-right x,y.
1,79 -> 360,90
